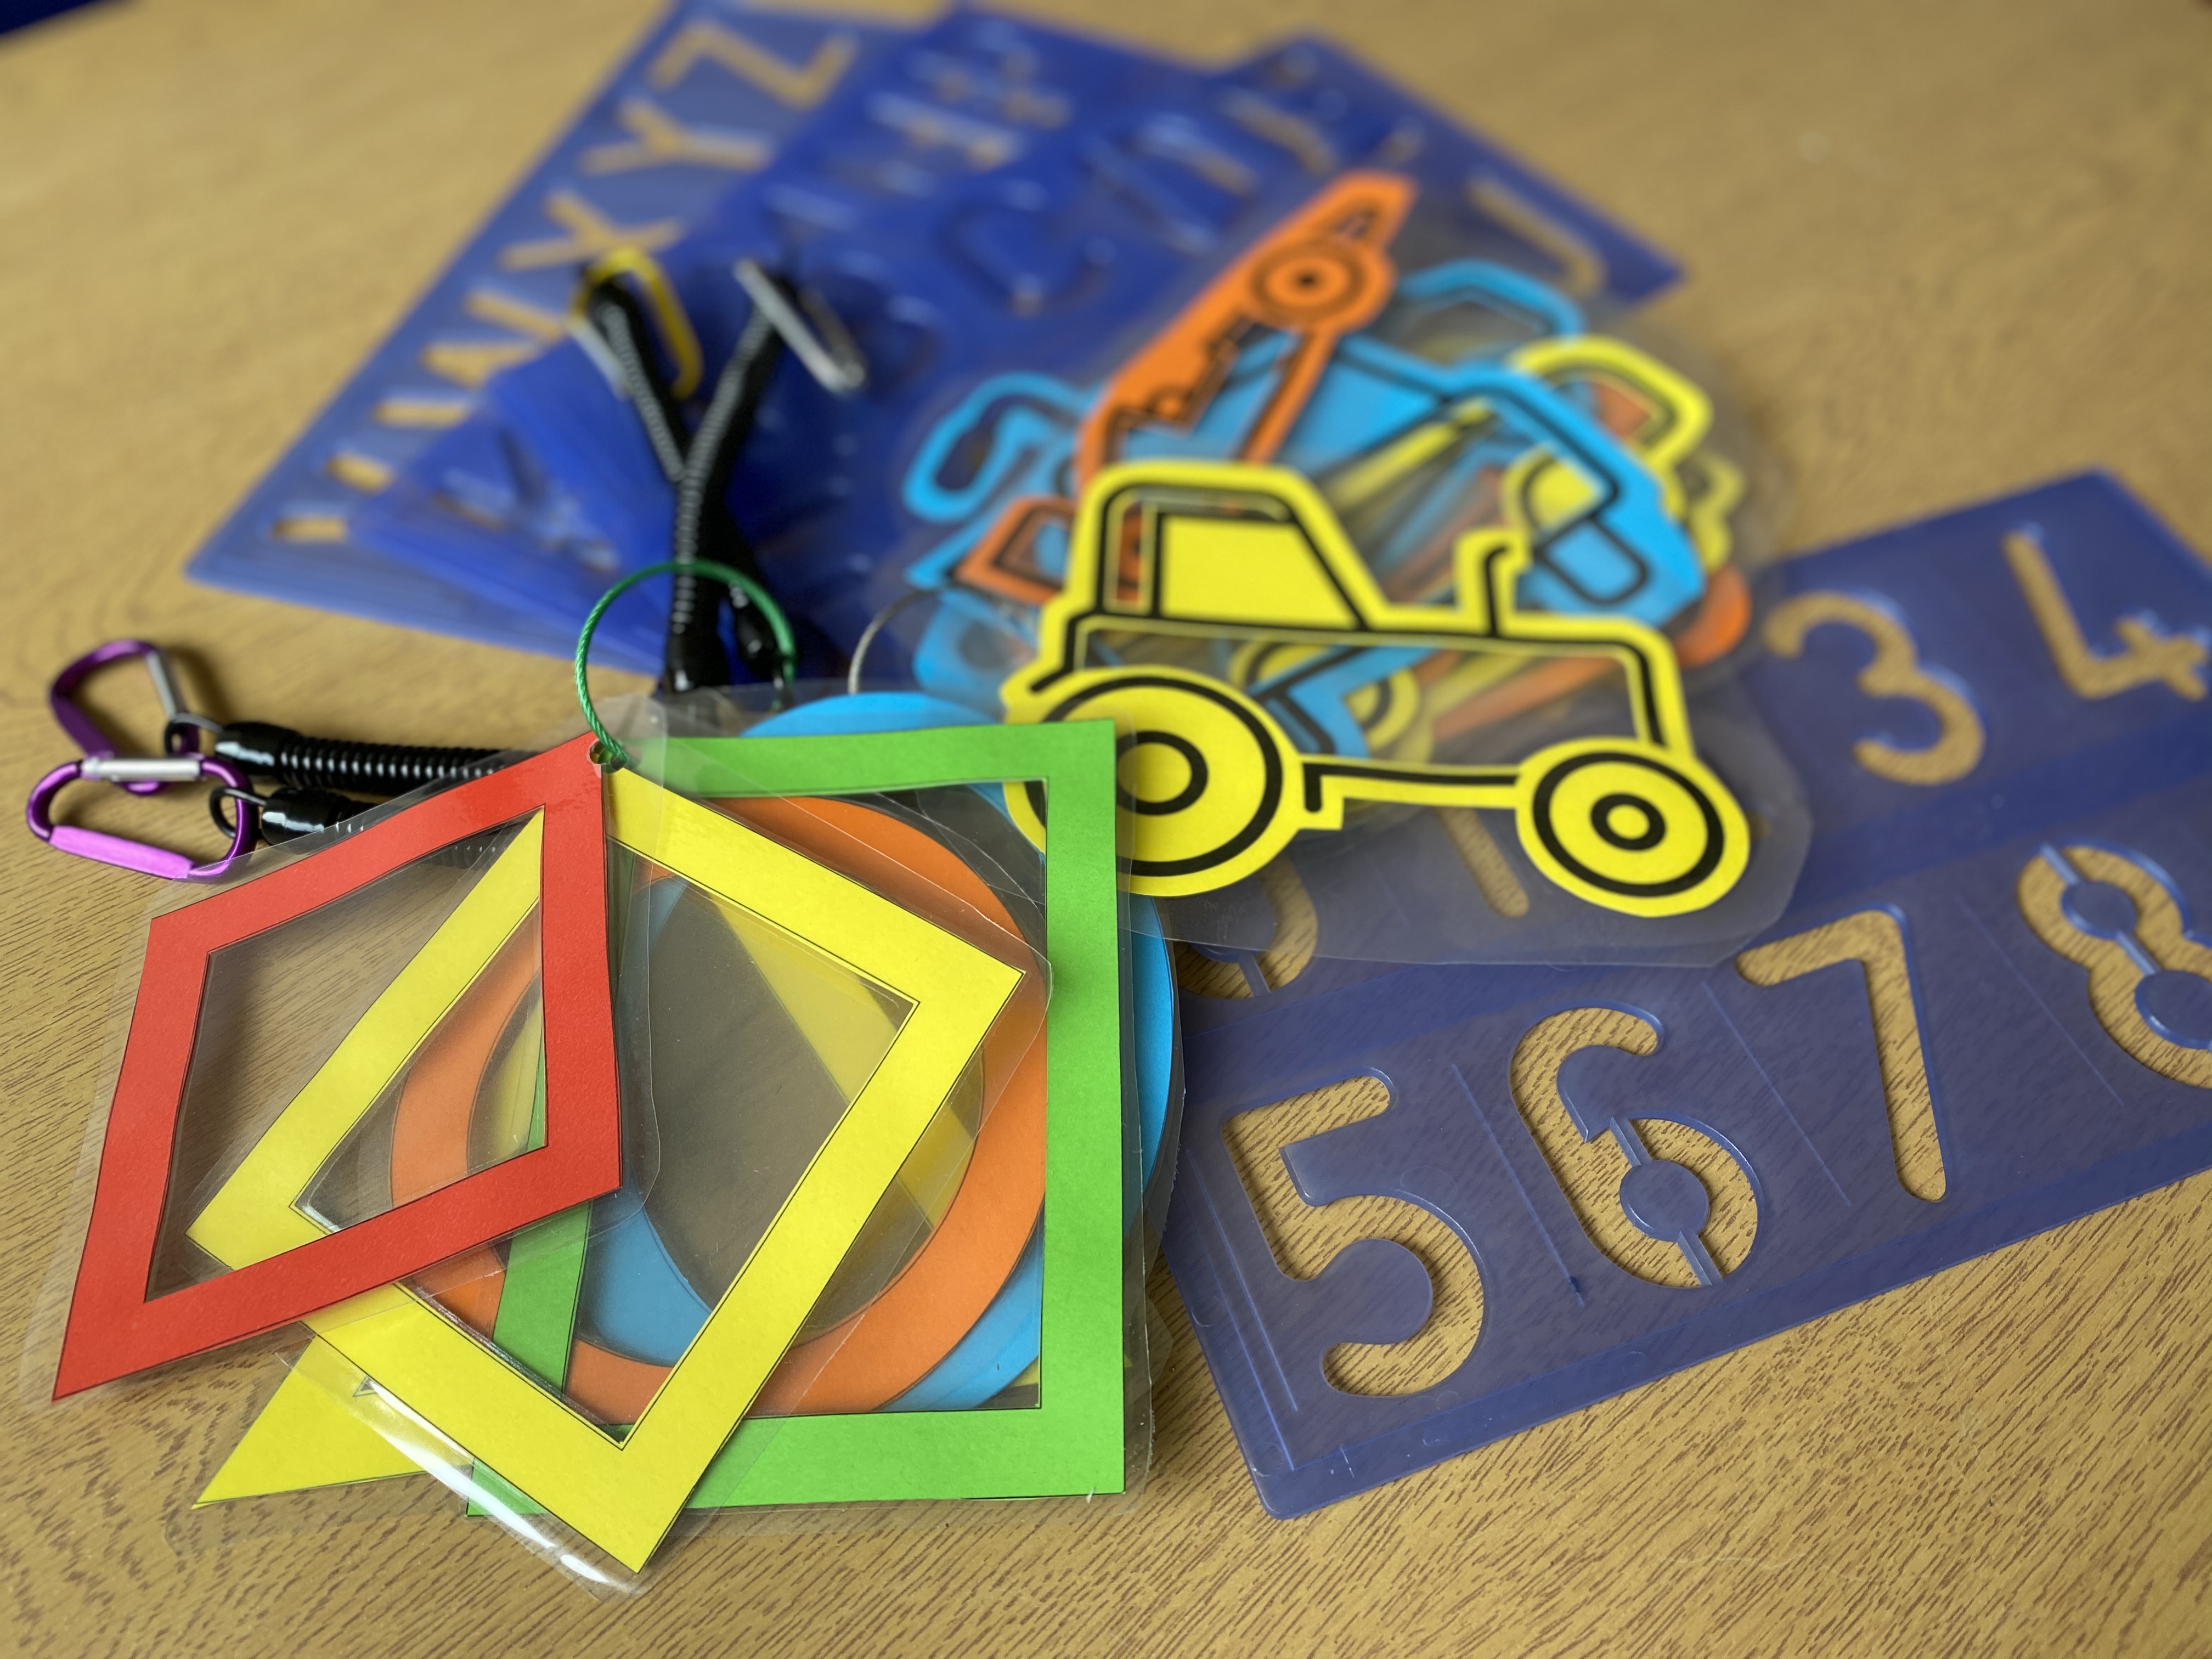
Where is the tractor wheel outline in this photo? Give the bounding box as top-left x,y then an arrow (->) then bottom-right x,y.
1014,668 -> 1300,888
1515,740 -> 1746,916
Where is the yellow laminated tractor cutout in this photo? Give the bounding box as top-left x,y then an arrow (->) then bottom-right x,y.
1001,458 -> 1750,917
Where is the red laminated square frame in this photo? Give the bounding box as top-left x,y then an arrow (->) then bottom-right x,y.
52,735 -> 622,1398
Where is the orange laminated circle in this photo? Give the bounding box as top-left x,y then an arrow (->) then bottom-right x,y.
709,794 -> 1047,1417
387,793 -> 1048,1423
390,912 -> 540,1203
389,912 -> 541,1336
1671,562 -> 1753,669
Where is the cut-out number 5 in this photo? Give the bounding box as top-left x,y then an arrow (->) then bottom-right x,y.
1224,1079 -> 1483,1396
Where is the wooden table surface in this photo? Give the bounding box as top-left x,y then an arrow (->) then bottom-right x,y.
4,1 -> 2211,1654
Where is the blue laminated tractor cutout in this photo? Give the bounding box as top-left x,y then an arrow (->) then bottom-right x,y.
904,316 -> 1722,712
899,172 -> 1721,718
1161,472 -> 2212,1517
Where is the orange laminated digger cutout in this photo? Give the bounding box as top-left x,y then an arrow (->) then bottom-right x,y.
955,171 -> 1417,608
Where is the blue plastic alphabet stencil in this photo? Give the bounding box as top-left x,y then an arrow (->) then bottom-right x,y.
347,8 -> 1225,670
1162,472 -> 2212,1517
343,15 -> 1683,674
183,2 -> 903,665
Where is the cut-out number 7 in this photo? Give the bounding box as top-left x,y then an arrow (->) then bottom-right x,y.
1738,910 -> 1947,1202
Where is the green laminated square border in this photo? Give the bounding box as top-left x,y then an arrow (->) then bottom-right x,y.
581,720 -> 1124,1508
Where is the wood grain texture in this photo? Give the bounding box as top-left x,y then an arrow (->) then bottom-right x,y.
4,0 -> 2212,1653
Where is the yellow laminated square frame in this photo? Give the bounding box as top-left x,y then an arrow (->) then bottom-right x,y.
192,723 -> 1126,1568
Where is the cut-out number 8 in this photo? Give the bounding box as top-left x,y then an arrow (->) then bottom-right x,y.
2019,844 -> 2212,1087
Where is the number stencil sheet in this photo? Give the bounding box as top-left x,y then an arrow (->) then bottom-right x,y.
1163,472 -> 2212,1517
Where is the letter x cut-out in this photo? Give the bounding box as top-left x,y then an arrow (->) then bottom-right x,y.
52,735 -> 622,1398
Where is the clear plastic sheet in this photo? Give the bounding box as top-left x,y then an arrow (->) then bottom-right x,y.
160,714 -> 1150,1588
161,822 -> 542,1296
877,172 -> 1807,968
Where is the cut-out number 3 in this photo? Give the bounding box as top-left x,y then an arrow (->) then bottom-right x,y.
1763,592 -> 1984,785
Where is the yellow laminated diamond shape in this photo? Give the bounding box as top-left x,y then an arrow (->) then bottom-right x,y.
190,769 -> 1023,1570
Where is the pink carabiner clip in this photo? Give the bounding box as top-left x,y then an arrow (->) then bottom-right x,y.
27,755 -> 255,880
48,641 -> 193,798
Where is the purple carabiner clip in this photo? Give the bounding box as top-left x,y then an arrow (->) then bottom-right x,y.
27,755 -> 254,879
48,641 -> 192,797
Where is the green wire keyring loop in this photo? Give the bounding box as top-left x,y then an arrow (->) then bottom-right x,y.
573,559 -> 798,770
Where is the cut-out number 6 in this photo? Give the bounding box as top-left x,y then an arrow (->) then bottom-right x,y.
1510,1009 -> 1758,1289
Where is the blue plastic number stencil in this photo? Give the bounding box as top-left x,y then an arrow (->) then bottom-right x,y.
1163,472 -> 2212,1517
345,16 -> 1683,674
183,2 -> 904,659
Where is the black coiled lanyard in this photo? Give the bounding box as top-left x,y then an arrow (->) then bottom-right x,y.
570,250 -> 863,699
35,638 -> 513,857
165,711 -> 510,843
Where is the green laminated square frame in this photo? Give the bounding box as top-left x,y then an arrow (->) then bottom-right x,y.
607,720 -> 1126,1508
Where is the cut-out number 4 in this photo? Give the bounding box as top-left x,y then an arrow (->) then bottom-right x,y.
2004,530 -> 2209,702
